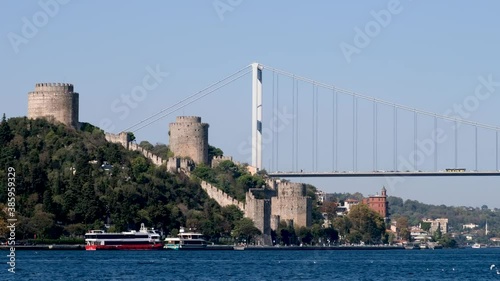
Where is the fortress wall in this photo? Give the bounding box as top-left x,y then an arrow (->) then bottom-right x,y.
271,182 -> 312,228
105,132 -> 130,148
276,182 -> 306,198
211,156 -> 233,168
200,181 -> 245,212
245,191 -> 272,245
271,196 -> 312,228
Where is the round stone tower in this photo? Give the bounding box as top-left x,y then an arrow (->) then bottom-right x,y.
169,116 -> 209,165
28,83 -> 79,128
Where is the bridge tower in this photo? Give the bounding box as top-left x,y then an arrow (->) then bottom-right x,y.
251,63 -> 263,170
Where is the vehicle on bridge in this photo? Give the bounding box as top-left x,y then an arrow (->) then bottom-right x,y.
445,168 -> 466,172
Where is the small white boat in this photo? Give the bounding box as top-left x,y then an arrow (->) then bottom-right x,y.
472,243 -> 486,249
164,227 -> 207,250
233,245 -> 245,251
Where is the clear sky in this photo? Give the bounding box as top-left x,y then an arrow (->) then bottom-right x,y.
2,1 -> 500,208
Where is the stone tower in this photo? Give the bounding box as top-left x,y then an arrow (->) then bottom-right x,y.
169,116 -> 209,165
28,83 -> 79,128
271,182 -> 312,229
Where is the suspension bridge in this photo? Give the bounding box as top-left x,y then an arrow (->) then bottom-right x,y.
121,63 -> 500,178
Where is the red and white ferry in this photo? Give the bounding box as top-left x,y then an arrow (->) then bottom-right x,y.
85,223 -> 162,250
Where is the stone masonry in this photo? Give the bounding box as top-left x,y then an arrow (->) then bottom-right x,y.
28,83 -> 79,128
271,182 -> 312,230
104,132 -> 194,172
200,181 -> 245,212
169,116 -> 209,165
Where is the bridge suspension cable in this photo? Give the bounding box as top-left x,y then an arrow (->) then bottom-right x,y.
121,65 -> 251,133
292,76 -> 296,171
260,64 -> 500,131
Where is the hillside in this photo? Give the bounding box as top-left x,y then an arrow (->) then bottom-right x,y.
0,116 -> 243,241
330,191 -> 499,237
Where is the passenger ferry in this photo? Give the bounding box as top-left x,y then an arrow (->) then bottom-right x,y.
164,227 -> 208,250
85,223 -> 162,250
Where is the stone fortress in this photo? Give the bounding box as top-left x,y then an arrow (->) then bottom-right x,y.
25,82 -> 312,245
28,83 -> 79,128
169,116 -> 209,165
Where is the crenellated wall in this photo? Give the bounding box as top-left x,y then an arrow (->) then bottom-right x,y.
104,132 -> 193,171
104,132 -> 130,149
200,181 -> 245,212
211,155 -> 233,168
28,83 -> 79,128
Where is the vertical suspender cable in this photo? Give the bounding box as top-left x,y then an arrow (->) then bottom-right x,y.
335,90 -> 338,172
296,82 -> 299,170
497,130 -> 499,171
276,75 -> 279,171
455,120 -> 458,168
475,125 -> 478,171
353,96 -> 357,171
394,106 -> 397,171
332,88 -> 335,171
414,111 -> 417,170
311,83 -> 316,171
315,85 -> 319,171
373,101 -> 377,171
271,71 -> 275,171
434,115 -> 438,171
292,76 -> 295,171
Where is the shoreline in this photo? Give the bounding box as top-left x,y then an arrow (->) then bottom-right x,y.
0,244 -> 406,251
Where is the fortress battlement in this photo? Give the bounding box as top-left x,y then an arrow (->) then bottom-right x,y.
175,116 -> 202,123
276,182 -> 306,197
34,83 -> 74,93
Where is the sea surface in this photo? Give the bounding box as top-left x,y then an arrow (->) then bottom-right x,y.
2,248 -> 500,281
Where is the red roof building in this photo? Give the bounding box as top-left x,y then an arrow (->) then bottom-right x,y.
362,186 -> 388,219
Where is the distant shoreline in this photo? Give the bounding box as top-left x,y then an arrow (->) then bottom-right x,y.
0,244 -> 406,251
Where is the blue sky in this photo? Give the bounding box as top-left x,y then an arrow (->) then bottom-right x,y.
2,1 -> 500,208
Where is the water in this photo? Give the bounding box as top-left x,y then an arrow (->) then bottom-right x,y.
2,248 -> 500,280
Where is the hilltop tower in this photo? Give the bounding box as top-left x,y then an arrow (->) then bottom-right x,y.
28,83 -> 79,128
169,116 -> 209,165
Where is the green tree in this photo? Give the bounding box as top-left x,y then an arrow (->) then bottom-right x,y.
333,216 -> 351,242
127,132 -> 136,142
297,226 -> 313,245
420,221 -> 431,232
433,223 -> 442,241
310,224 -> 324,244
346,204 -> 386,244
208,145 -> 224,160
396,216 -> 410,241
323,227 -> 339,244
0,113 -> 13,146
232,218 -> 261,244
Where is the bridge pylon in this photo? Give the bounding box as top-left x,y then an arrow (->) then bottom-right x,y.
251,63 -> 263,170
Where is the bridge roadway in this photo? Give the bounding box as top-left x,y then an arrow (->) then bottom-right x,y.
268,171 -> 500,178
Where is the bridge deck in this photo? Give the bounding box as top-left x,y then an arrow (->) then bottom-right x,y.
268,171 -> 500,178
